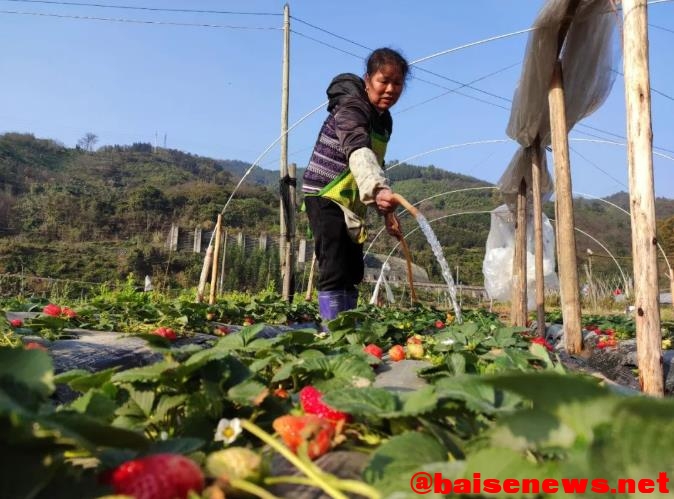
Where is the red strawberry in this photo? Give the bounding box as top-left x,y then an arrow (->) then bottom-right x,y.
213,325 -> 229,336
243,316 -> 255,326
110,453 -> 204,499
531,337 -> 554,352
299,386 -> 349,423
43,304 -> 62,317
273,414 -> 335,460
61,306 -> 77,319
434,320 -> 445,329
406,335 -> 422,345
25,342 -> 47,351
273,386 -> 289,399
364,343 -> 383,359
152,327 -> 177,341
10,319 -> 23,328
389,345 -> 406,362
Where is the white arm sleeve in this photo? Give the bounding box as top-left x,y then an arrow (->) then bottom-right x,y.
349,147 -> 389,205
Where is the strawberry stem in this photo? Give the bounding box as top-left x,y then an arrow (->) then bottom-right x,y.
240,419 -> 348,499
230,478 -> 279,499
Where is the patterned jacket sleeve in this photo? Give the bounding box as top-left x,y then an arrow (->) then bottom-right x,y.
332,96 -> 373,159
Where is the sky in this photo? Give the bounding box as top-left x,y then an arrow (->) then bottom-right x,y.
1,0 -> 673,199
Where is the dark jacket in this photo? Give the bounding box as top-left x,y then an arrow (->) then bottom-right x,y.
302,74 -> 393,194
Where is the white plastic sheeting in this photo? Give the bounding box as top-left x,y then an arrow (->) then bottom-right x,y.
485,0 -> 619,302
483,205 -> 559,310
499,0 -> 619,205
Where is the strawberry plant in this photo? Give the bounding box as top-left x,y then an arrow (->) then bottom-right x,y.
2,289 -> 674,498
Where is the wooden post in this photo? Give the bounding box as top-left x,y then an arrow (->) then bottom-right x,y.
168,224 -> 179,251
670,268 -> 674,310
218,229 -> 228,294
511,177 -> 528,327
548,61 -> 582,354
531,140 -> 547,337
279,4 -> 291,292
209,215 -> 222,305
305,252 -> 317,301
587,249 -> 597,311
622,0 -> 663,395
196,244 -> 213,303
282,162 -> 297,301
193,227 -> 202,253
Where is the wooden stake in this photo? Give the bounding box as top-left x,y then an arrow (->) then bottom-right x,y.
279,4 -> 290,291
209,215 -> 222,305
531,140 -> 546,337
305,252 -> 317,301
511,177 -> 528,327
282,163 -> 296,301
670,268 -> 674,311
622,0 -> 663,395
548,61 -> 582,354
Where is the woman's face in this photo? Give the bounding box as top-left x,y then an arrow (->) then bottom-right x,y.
365,64 -> 404,112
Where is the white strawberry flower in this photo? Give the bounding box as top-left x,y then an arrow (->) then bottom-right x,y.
214,418 -> 242,445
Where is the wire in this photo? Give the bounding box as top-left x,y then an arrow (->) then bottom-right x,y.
291,30 -> 364,59
569,145 -> 628,190
611,68 -> 674,103
0,0 -> 281,15
395,62 -> 521,115
291,15 -> 371,51
0,9 -> 282,29
410,28 -> 537,66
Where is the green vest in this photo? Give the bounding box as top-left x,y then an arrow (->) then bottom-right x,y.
312,131 -> 389,243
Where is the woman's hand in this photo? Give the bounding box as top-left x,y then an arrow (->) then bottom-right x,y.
384,212 -> 403,238
374,187 -> 398,213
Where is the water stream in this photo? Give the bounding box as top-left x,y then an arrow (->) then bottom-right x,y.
415,213 -> 463,323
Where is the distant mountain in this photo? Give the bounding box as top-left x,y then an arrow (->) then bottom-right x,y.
1,132 -> 672,287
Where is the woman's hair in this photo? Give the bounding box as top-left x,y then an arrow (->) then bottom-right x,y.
365,48 -> 409,82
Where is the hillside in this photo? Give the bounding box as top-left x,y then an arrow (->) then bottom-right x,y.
0,132 -> 673,291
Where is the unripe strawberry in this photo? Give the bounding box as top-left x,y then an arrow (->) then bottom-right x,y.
206,447 -> 262,483
406,343 -> 425,359
388,345 -> 405,362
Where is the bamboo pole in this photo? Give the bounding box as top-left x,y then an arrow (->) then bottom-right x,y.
279,4 -> 290,293
305,252 -> 317,301
511,177 -> 528,327
209,215 -> 222,305
282,163 -> 297,301
548,61 -> 582,354
622,0 -> 663,395
218,229 -> 228,294
196,244 -> 214,303
531,141 -> 546,337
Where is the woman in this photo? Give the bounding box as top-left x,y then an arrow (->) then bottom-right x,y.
302,47 -> 409,323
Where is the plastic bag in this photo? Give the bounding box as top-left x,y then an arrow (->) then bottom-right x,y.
482,205 -> 559,310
